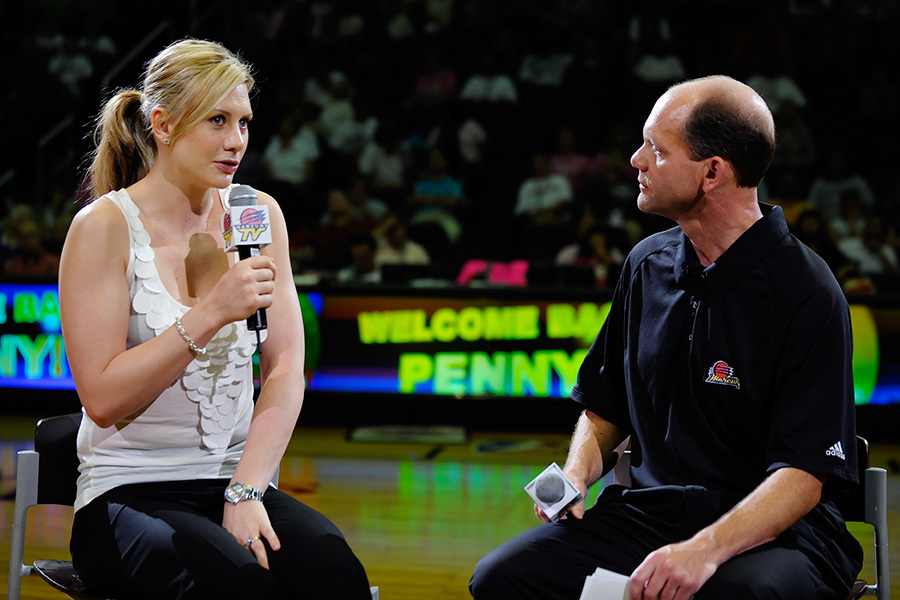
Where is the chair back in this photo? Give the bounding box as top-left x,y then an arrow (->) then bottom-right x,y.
34,413 -> 82,506
832,436 -> 870,524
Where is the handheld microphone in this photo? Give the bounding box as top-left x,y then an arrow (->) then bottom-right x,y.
525,462 -> 583,523
222,185 -> 272,348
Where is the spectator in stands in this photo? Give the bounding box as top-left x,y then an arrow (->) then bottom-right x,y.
808,145 -> 875,221
630,37 -> 686,91
309,188 -> 372,271
459,55 -> 519,105
837,216 -> 900,292
764,170 -> 815,228
517,30 -> 573,128
328,97 -> 378,158
830,189 -> 869,242
518,32 -> 573,89
47,37 -> 94,99
881,183 -> 900,262
374,216 -> 431,267
337,230 -> 381,283
1,205 -> 38,261
259,105 -> 321,228
302,61 -> 337,109
627,4 -> 673,54
348,176 -> 392,227
316,73 -> 355,141
410,50 -> 457,114
770,99 -> 816,175
357,120 -> 410,208
554,224 -> 625,289
514,152 -> 574,260
791,209 -> 851,279
550,127 -> 593,192
746,67 -> 807,115
2,207 -> 60,277
408,147 -> 467,245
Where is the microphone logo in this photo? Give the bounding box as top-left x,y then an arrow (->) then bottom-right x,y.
235,208 -> 269,242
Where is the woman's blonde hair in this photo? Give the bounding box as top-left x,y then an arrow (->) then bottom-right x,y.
87,38 -> 255,200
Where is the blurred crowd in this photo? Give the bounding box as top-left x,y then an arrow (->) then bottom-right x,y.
2,0 -> 899,294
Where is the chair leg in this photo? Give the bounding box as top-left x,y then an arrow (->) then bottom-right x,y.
8,451 -> 40,600
866,468 -> 890,600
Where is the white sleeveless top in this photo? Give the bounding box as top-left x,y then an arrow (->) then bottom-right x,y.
74,185 -> 264,511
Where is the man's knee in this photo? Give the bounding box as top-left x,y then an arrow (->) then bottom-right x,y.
698,549 -> 835,600
470,542 -> 537,599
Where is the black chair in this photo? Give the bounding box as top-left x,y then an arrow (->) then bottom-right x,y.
610,436 -> 889,599
7,413 -> 380,600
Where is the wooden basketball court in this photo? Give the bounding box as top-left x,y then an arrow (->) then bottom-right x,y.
2,415 -> 899,599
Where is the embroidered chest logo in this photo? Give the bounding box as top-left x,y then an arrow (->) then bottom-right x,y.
705,360 -> 741,389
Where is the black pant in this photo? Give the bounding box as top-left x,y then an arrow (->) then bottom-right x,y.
71,479 -> 371,600
470,485 -> 861,600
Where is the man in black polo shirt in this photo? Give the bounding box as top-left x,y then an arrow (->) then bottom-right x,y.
470,75 -> 862,599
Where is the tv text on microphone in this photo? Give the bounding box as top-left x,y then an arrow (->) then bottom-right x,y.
222,185 -> 273,348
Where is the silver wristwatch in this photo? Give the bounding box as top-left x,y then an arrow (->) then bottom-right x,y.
224,481 -> 264,504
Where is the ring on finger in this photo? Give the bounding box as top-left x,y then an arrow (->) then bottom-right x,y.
247,535 -> 260,546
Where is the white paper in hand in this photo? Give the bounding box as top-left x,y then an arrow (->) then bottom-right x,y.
578,567 -> 630,600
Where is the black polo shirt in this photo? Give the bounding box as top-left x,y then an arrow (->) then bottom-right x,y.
572,203 -> 858,506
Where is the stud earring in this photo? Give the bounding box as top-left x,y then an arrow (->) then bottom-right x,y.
163,139 -> 170,145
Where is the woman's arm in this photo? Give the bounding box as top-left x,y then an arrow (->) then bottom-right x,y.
229,191 -> 306,492
221,191 -> 305,568
59,197 -> 277,427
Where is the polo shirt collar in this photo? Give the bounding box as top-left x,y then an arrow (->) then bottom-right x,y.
674,203 -> 790,299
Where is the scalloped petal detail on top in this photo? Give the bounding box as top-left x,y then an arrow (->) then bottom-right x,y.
122,193 -> 258,452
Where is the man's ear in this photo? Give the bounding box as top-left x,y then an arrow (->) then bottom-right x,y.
701,157 -> 731,192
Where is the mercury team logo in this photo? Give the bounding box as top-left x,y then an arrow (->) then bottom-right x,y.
223,208 -> 270,248
705,360 -> 741,389
235,208 -> 269,242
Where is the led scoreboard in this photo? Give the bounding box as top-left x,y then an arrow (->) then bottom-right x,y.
0,280 -> 896,409
0,282 -> 71,390
303,292 -> 611,399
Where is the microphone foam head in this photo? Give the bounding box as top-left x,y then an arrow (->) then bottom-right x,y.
535,473 -> 565,504
230,185 -> 258,206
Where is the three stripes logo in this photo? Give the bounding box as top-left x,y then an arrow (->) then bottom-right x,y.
826,441 -> 846,461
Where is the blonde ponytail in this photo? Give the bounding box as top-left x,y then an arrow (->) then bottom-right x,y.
88,89 -> 155,200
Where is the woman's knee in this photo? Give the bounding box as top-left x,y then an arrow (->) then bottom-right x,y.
275,533 -> 370,598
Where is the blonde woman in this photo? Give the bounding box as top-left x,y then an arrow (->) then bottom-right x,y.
59,39 -> 370,598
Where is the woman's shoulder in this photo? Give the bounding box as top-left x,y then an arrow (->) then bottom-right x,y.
67,193 -> 130,246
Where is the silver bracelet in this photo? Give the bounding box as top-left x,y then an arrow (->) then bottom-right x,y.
173,315 -> 207,356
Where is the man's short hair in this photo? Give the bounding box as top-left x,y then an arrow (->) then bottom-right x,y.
683,97 -> 776,188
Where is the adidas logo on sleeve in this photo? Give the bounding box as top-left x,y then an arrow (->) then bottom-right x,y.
826,442 -> 846,461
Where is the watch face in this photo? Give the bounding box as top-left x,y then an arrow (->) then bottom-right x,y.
225,482 -> 246,502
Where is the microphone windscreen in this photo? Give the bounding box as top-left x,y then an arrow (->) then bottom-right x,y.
535,473 -> 565,504
231,185 -> 257,206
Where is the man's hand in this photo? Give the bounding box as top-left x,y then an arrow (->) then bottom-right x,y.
534,476 -> 589,523
628,538 -> 719,600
